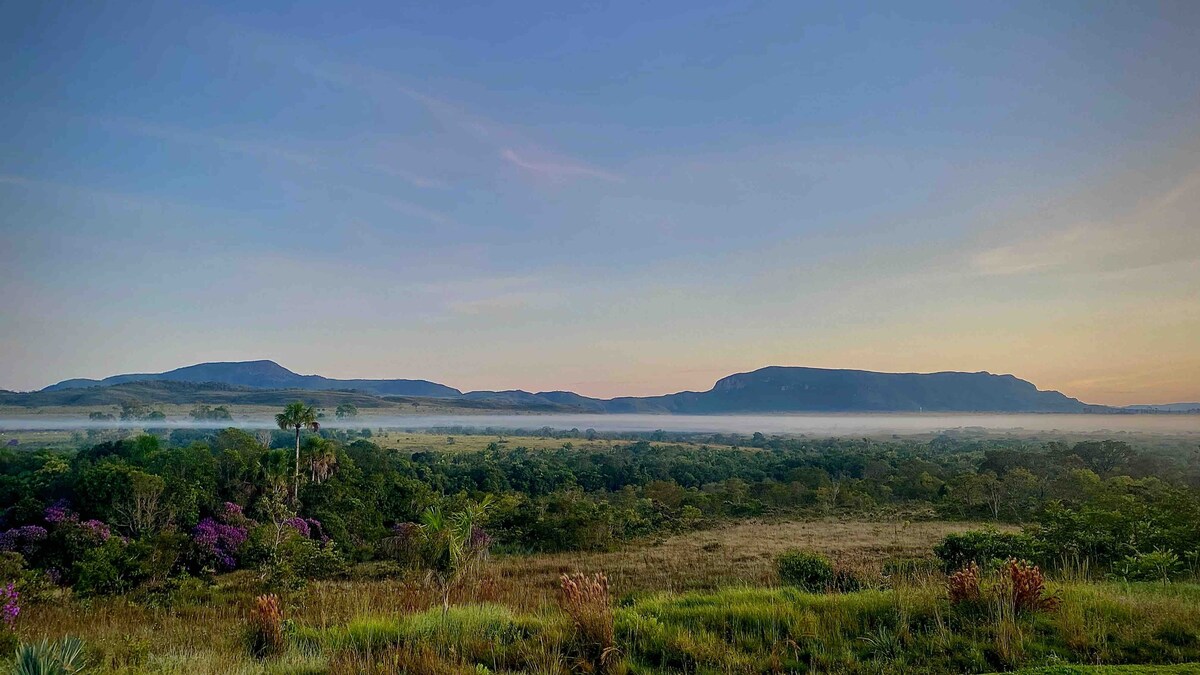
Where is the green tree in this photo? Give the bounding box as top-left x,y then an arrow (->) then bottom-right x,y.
386,498 -> 493,615
275,402 -> 319,503
334,403 -> 358,419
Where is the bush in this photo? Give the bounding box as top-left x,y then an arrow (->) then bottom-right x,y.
72,539 -> 151,597
776,550 -> 833,591
285,537 -> 347,580
1115,549 -> 1182,582
934,530 -> 1036,572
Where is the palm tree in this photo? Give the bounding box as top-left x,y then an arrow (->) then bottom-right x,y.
385,497 -> 494,615
275,402 -> 319,503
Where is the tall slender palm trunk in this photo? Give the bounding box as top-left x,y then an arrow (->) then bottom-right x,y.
293,425 -> 301,503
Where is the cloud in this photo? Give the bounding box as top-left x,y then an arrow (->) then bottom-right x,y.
258,35 -> 622,185
970,168 -> 1200,278
500,148 -> 624,183
971,226 -> 1091,276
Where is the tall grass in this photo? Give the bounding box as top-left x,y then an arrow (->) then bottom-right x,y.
7,518 -> 1198,673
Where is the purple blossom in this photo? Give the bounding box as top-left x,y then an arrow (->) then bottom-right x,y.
0,525 -> 48,556
44,500 -> 78,525
0,583 -> 17,629
192,518 -> 248,571
79,519 -> 111,542
284,517 -> 310,537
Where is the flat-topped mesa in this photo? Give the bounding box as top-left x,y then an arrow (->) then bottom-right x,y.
32,362 -> 1108,413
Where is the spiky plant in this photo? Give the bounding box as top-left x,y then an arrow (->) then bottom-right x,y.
13,637 -> 87,675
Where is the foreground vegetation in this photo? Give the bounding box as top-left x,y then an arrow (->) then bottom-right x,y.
10,549 -> 1200,673
1,413 -> 1199,672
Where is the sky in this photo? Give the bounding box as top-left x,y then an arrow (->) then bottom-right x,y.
1,1 -> 1198,405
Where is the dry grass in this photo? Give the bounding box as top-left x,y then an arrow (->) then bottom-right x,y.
11,518 -> 1011,672
370,431 -> 621,455
487,518 -> 1008,604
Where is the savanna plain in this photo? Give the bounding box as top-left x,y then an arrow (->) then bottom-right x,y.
2,417 -> 1200,674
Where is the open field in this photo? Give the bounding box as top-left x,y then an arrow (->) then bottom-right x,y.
486,518 -> 1008,600
4,518 -> 1144,675
4,427 -> 1199,673
11,517 -> 1199,674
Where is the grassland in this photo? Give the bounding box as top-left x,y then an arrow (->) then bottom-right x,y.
14,517 -> 1200,674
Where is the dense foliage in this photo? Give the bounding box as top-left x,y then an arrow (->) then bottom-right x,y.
0,428 -> 1198,596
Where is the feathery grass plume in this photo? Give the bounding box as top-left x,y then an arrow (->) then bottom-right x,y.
998,558 -> 1060,613
559,572 -> 622,674
947,562 -> 981,605
246,593 -> 286,658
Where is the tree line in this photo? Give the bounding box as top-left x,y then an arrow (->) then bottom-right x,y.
1,410 -> 1198,595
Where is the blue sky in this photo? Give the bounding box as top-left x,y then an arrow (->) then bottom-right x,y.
2,1 -> 1198,403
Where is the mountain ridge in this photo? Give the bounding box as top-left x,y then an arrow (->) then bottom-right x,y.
21,360 -> 1134,413
42,360 -> 462,398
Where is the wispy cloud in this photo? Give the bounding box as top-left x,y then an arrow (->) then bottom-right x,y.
970,168 -> 1200,278
256,33 -> 622,186
500,148 -> 624,183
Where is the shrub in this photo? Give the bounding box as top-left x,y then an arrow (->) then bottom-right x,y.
934,530 -> 1035,572
1116,549 -> 1182,582
947,562 -> 981,605
72,538 -> 152,597
776,550 -> 834,591
560,572 -> 622,674
246,594 -> 285,659
286,538 -> 346,580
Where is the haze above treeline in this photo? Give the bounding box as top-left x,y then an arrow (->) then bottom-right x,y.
3,360 -> 1196,415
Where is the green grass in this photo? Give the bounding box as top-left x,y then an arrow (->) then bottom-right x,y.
282,581 -> 1200,674
614,582 -> 1200,674
1007,666 -> 1200,674
297,603 -> 572,673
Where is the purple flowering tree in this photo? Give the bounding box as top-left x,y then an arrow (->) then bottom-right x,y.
44,500 -> 79,525
0,525 -> 48,557
192,503 -> 254,572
